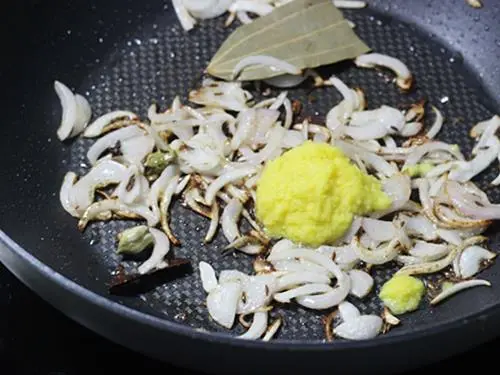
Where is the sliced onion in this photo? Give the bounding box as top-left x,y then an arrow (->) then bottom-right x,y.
71,159 -> 128,215
78,198 -> 158,230
172,0 -> 196,31
338,301 -> 361,322
361,218 -> 395,242
430,279 -> 491,305
204,202 -> 220,243
348,269 -> 374,298
448,137 -> 500,182
346,106 -> 405,141
396,236 -> 486,276
446,180 -> 500,220
205,166 -> 258,205
426,106 -> 444,139
72,94 -> 92,137
272,259 -> 331,278
54,80 -> 78,141
138,228 -> 171,275
371,173 -> 411,218
276,271 -> 331,291
458,245 -> 496,279
59,172 -> 79,217
355,53 -> 413,90
409,241 -> 449,260
189,79 -> 251,112
239,311 -> 268,340
334,315 -> 383,340
238,275 -> 277,314
232,55 -> 301,80
333,0 -> 367,8
471,115 -> 500,155
183,0 -> 232,19
147,165 -> 178,218
221,198 -> 243,243
87,126 -> 145,165
334,140 -> 398,178
199,261 -> 218,293
262,316 -> 282,341
274,283 -> 333,303
159,175 -> 180,245
403,214 -> 437,240
403,141 -> 464,169
400,122 -> 423,137
83,110 -> 138,138
207,282 -> 242,329
351,236 -> 400,265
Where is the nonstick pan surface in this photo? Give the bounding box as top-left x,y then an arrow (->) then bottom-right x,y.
0,0 -> 499,374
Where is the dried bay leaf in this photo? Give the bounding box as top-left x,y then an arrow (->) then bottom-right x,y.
207,0 -> 371,81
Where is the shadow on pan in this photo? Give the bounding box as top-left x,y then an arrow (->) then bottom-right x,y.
0,0 -> 499,374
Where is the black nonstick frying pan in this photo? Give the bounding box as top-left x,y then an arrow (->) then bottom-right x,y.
1,0 -> 499,374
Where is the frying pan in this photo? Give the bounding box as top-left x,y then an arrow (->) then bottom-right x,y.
0,0 -> 499,374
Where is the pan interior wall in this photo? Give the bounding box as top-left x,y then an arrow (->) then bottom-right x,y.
0,0 -> 499,342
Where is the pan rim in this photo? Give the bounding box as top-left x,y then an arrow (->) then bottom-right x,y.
1,228 -> 499,351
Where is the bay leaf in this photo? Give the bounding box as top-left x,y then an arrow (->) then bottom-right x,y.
206,0 -> 371,81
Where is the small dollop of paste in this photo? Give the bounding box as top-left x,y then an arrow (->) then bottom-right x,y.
379,275 -> 425,315
255,141 -> 391,247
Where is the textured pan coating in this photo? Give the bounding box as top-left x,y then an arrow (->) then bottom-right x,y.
0,0 -> 499,344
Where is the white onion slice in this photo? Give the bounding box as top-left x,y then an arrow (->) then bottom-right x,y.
238,275 -> 277,314
184,0 -> 232,19
276,271 -> 331,291
83,110 -> 138,137
138,228 -> 170,275
403,141 -> 464,169
78,199 -> 158,229
264,74 -> 308,89
371,173 -> 411,218
72,94 -> 92,137
205,166 -> 257,205
351,237 -> 399,265
355,53 -> 413,90
426,106 -> 444,139
239,311 -> 268,340
71,159 -> 128,215
409,241 -> 449,260
471,115 -> 500,155
262,317 -> 282,342
334,140 -> 398,177
361,218 -> 395,242
221,198 -> 243,243
333,0 -> 367,8
272,259 -> 331,277
403,214 -> 437,240
338,301 -> 361,322
172,0 -> 196,31
54,80 -> 78,141
232,55 -> 301,80
348,269 -> 373,298
458,245 -> 496,279
396,236 -> 486,276
147,165 -> 178,218
448,137 -> 500,182
430,279 -> 491,305
59,172 -> 79,217
189,80 -> 251,112
199,261 -> 218,293
274,283 -> 332,303
207,282 -> 242,329
446,180 -> 500,220
400,122 -> 423,137
334,315 -> 383,340
87,126 -> 144,165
